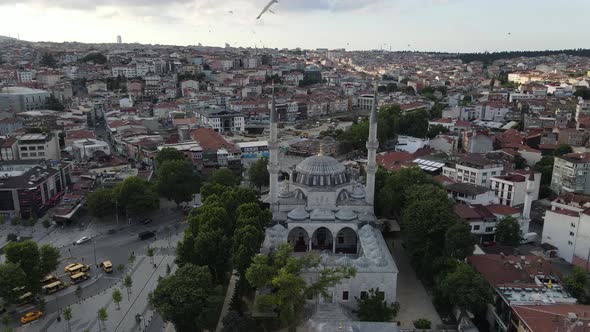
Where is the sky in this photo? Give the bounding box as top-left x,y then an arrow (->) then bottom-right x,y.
0,0 -> 589,52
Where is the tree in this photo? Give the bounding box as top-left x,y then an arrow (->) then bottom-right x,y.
232,225 -> 263,277
63,307 -> 73,332
426,124 -> 450,139
246,243 -> 356,327
554,144 -> 573,157
402,184 -> 458,277
444,223 -> 476,260
112,289 -> 123,310
113,176 -> 159,214
45,95 -> 65,111
116,264 -> 125,274
563,267 -> 590,304
207,168 -> 240,187
3,241 -> 60,294
574,86 -> 590,100
150,264 -> 223,332
86,189 -> 115,217
534,156 -> 555,186
39,244 -> 61,275
376,167 -> 437,218
40,53 -> 57,68
147,247 -> 155,264
513,155 -> 527,169
437,264 -> 493,314
248,158 -> 269,192
81,52 -> 107,64
495,216 -> 521,246
414,319 -> 432,329
353,288 -> 399,322
75,285 -> 82,302
0,263 -> 27,305
156,148 -> 185,166
157,160 -> 201,206
38,297 -> 46,312
97,307 -> 108,331
42,219 -> 51,230
123,275 -> 133,301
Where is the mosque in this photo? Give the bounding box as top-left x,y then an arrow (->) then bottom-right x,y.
262,89 -> 399,312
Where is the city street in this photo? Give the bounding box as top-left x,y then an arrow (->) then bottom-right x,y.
3,203 -> 187,331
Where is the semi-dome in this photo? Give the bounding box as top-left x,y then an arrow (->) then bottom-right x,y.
294,155 -> 349,187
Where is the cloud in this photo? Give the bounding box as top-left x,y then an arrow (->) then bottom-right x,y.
0,0 -> 193,10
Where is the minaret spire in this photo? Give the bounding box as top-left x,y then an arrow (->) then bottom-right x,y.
268,82 -> 280,209
366,84 -> 379,206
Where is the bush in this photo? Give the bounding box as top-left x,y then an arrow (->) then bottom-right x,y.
7,233 -> 18,242
414,319 -> 432,329
42,219 -> 51,229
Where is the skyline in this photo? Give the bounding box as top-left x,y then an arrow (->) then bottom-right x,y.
1,0 -> 589,52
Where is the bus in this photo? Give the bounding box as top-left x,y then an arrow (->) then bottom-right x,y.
41,275 -> 59,286
100,261 -> 113,273
18,292 -> 34,305
65,263 -> 90,275
42,281 -> 66,295
70,272 -> 90,284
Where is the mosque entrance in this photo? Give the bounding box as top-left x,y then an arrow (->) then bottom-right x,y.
288,227 -> 309,252
312,227 -> 333,251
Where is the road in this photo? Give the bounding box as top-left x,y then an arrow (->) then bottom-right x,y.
7,210 -> 186,331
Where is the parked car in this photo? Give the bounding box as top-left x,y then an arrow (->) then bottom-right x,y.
141,218 -> 153,225
107,229 -> 116,235
20,311 -> 43,325
74,236 -> 91,245
139,231 -> 156,240
521,232 -> 538,244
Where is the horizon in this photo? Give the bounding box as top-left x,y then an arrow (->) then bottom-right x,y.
1,0 -> 589,52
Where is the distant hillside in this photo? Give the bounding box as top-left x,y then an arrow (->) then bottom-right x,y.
0,35 -> 17,42
455,49 -> 590,64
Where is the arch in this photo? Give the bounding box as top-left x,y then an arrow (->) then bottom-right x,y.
337,189 -> 350,204
311,227 -> 334,252
293,189 -> 307,200
288,227 -> 309,253
335,227 -> 359,254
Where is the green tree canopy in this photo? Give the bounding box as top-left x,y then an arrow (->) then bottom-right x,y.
444,222 -> 476,260
563,267 -> 590,304
150,264 -> 223,332
0,262 -> 27,305
248,158 -> 269,191
113,176 -> 159,214
4,241 -> 42,293
46,95 -> 65,111
207,168 -> 240,187
376,167 -> 438,218
495,216 -> 521,246
246,243 -> 356,327
81,52 -> 107,64
157,160 -> 201,206
402,184 -> 458,276
40,53 -> 57,68
353,288 -> 399,322
232,224 -> 264,277
554,144 -> 573,157
156,148 -> 185,166
39,244 -> 60,275
534,156 -> 555,186
86,189 -> 115,217
437,264 -> 493,314
574,86 -> 590,100
426,124 -> 450,139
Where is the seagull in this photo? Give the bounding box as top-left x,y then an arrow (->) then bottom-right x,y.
268,9 -> 276,14
257,0 -> 278,19
228,10 -> 234,14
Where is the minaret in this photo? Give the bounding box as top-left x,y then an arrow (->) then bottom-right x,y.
523,169 -> 535,220
268,84 -> 280,210
365,86 -> 379,205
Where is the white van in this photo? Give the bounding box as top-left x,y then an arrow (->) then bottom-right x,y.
521,232 -> 538,244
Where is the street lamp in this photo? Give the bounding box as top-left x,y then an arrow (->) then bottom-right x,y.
93,241 -> 97,268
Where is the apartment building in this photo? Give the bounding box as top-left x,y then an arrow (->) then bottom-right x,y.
17,132 -> 61,161
442,154 -> 504,188
195,108 -> 245,133
0,87 -> 50,112
490,171 -> 541,207
550,153 -> 590,195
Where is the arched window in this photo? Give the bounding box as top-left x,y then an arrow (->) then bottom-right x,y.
335,227 -> 358,255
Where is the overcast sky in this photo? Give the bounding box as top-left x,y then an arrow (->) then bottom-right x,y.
0,0 -> 588,52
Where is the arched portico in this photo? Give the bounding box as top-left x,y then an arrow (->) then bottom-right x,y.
335,227 -> 359,254
288,227 -> 309,252
311,227 -> 334,252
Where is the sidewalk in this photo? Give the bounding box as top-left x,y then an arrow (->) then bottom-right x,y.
216,271 -> 239,332
45,254 -> 177,332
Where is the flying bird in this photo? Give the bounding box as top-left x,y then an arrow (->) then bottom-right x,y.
228,10 -> 234,14
257,0 -> 278,19
268,9 -> 276,14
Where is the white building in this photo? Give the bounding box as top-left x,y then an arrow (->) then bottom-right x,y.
446,182 -> 499,206
71,139 -> 111,160
442,154 -> 504,188
262,90 -> 398,310
17,70 -> 34,82
357,94 -> 374,111
394,136 -> 429,154
542,194 -> 590,269
17,132 -> 61,161
195,108 -> 245,133
491,171 -> 541,207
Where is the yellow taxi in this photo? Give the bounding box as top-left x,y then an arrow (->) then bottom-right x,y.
20,310 -> 43,324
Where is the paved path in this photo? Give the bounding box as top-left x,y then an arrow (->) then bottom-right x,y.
388,240 -> 441,329
216,271 -> 239,332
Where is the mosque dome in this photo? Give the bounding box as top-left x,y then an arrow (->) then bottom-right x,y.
294,155 -> 349,187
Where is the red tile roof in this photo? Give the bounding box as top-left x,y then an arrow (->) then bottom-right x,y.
66,130 -> 96,140
513,305 -> 590,332
190,128 -> 239,153
376,151 -> 413,171
485,204 -> 520,216
468,254 -> 556,286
